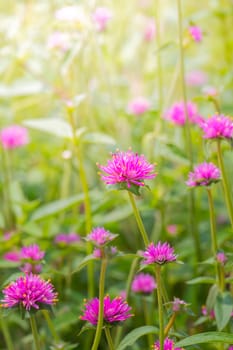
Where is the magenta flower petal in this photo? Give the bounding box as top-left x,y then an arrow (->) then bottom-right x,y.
98,150 -> 156,188
189,25 -> 202,42
20,244 -> 45,261
80,295 -> 132,325
164,101 -> 203,126
153,337 -> 184,350
86,227 -> 117,246
92,7 -> 112,31
142,242 -> 177,265
199,114 -> 233,140
131,273 -> 156,294
127,97 -> 150,115
186,162 -> 221,187
1,273 -> 58,311
0,125 -> 29,149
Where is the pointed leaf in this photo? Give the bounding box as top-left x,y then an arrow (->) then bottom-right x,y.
72,255 -> 96,275
175,332 -> 233,347
23,118 -> 73,138
116,326 -> 158,350
214,292 -> 233,331
187,277 -> 215,285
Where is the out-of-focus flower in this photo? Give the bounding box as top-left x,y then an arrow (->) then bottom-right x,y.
202,86 -> 218,97
186,162 -> 221,187
144,19 -> 156,41
98,150 -> 156,188
228,346 -> 233,350
171,297 -> 187,312
55,232 -> 80,245
131,273 -> 156,294
166,225 -> 178,236
61,150 -> 72,159
92,7 -> 112,31
0,125 -> 29,149
153,337 -> 184,350
80,295 -> 132,325
47,31 -> 70,51
199,114 -> 233,140
86,227 -> 117,246
20,244 -> 45,274
186,71 -> 207,87
3,251 -> 20,262
3,232 -> 13,241
201,305 -> 215,319
216,252 -> 227,265
127,96 -> 150,116
1,273 -> 58,311
164,101 -> 203,126
142,242 -> 177,265
189,25 -> 202,42
93,248 -> 102,258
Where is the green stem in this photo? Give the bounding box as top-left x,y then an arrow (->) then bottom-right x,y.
29,315 -> 41,350
128,191 -> 149,246
105,328 -> 115,350
0,317 -> 14,350
216,140 -> 233,228
155,265 -> 164,350
154,0 -> 163,115
42,310 -> 59,343
91,255 -> 108,350
206,188 -> 223,291
67,106 -> 94,298
164,312 -> 176,338
143,297 -> 153,347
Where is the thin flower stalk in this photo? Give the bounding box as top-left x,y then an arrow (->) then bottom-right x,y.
29,315 -> 41,350
42,310 -> 60,343
91,252 -> 108,350
216,140 -> 233,228
154,0 -> 163,115
155,265 -> 164,350
128,191 -> 149,246
104,328 -> 115,350
143,296 -> 154,347
164,312 -> 176,338
0,316 -> 14,350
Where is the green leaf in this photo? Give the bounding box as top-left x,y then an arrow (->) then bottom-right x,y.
214,292 -> 233,331
30,193 -> 87,221
94,205 -> 132,225
83,132 -> 116,145
71,255 -> 96,275
23,118 -> 73,138
186,277 -> 216,285
206,284 -> 219,311
116,326 -> 158,350
175,332 -> 233,347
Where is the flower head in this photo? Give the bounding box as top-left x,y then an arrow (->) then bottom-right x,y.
189,25 -> 202,42
47,31 -> 70,51
164,101 -> 202,126
171,297 -> 188,312
3,251 -> 21,262
0,125 -> 29,149
144,19 -> 156,41
1,273 -> 58,311
142,242 -> 177,265
20,244 -> 45,261
55,232 -> 80,245
186,162 -> 221,187
166,225 -> 178,236
86,227 -> 117,246
80,295 -> 132,325
186,70 -> 207,87
153,337 -> 184,350
216,252 -> 227,265
131,273 -> 156,294
199,114 -> 233,140
98,150 -> 156,188
92,7 -> 112,31
201,305 -> 215,319
127,96 -> 150,116
228,346 -> 233,350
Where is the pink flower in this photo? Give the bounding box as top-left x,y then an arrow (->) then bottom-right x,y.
228,346 -> 233,350
3,251 -> 21,262
216,252 -> 227,265
47,31 -> 70,51
1,273 -> 58,311
0,125 -> 29,149
131,273 -> 156,294
92,7 -> 112,31
80,295 -> 132,325
186,162 -> 221,187
20,244 -> 45,261
93,248 -> 102,258
86,227 -> 117,246
202,86 -> 218,97
144,19 -> 156,41
164,101 -> 203,126
98,150 -> 156,188
142,242 -> 177,265
166,225 -> 178,236
201,305 -> 215,319
189,26 -> 202,42
55,232 -> 80,245
128,96 -> 150,116
153,337 -> 184,350
199,114 -> 233,140
171,297 -> 187,312
186,71 -> 207,87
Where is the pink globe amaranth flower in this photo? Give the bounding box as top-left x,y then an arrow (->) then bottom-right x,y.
144,19 -> 156,41
1,273 -> 58,311
186,162 -> 221,187
199,114 -> 233,140
55,232 -> 81,245
228,346 -> 233,350
0,125 -> 29,149
164,101 -> 203,126
142,242 -> 177,265
3,251 -> 21,262
127,96 -> 150,116
171,297 -> 187,312
186,70 -> 207,87
153,337 -> 184,350
92,7 -> 112,31
216,252 -> 227,265
201,305 -> 215,319
80,295 -> 132,325
21,263 -> 42,274
189,25 -> 202,42
166,224 -> 178,236
86,227 -> 117,246
131,273 -> 156,294
98,150 -> 156,188
202,86 -> 218,97
20,244 -> 45,261
47,31 -> 70,51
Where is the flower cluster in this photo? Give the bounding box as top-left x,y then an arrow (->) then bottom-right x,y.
0,125 -> 29,149
216,252 -> 227,265
153,337 -> 184,350
131,273 -> 156,294
1,273 -> 58,311
98,150 -> 156,188
127,96 -> 150,116
142,242 -> 177,265
80,295 -> 132,325
186,162 -> 221,187
164,101 -> 202,126
170,297 -> 188,312
199,114 -> 233,140
86,227 -> 117,246
54,232 -> 81,245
